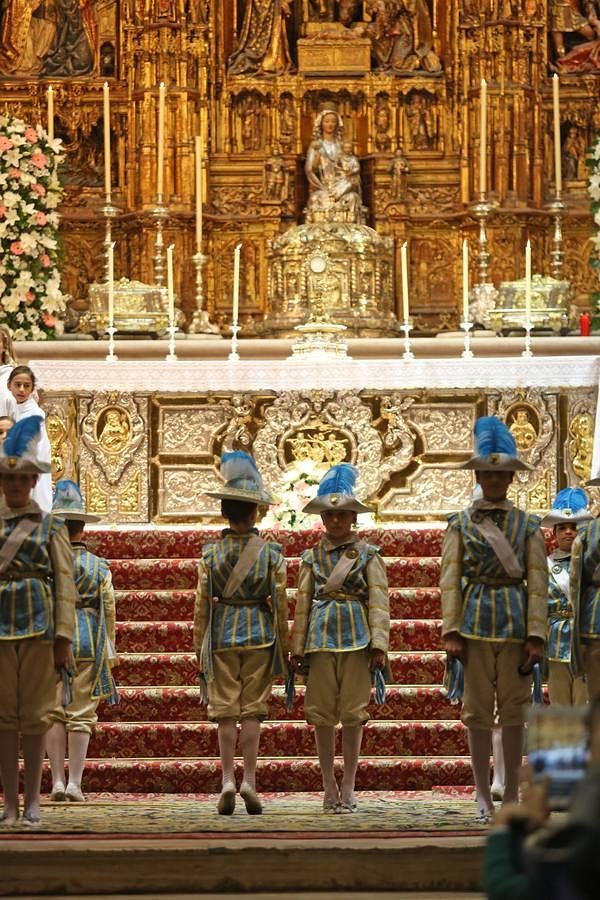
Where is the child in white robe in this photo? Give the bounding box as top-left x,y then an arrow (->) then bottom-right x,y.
8,367 -> 53,514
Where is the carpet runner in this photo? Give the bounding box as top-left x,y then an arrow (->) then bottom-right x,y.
43,526 -> 475,795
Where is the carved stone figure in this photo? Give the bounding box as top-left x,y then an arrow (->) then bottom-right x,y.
305,0 -> 336,20
374,100 -> 392,151
389,145 -> 410,199
406,92 -> 434,149
228,0 -> 293,76
364,0 -> 442,73
264,151 -> 287,201
278,95 -> 295,151
240,96 -> 262,150
0,0 -> 95,76
304,108 -> 365,224
568,411 -> 594,481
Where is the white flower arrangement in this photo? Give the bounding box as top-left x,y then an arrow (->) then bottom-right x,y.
0,115 -> 66,340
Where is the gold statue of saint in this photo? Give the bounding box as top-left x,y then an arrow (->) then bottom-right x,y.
227,0 -> 293,76
98,408 -> 132,454
305,109 -> 365,224
509,409 -> 538,451
569,412 -> 594,482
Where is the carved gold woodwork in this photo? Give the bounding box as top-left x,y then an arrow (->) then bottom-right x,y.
79,391 -> 149,522
565,389 -> 596,486
43,395 -> 78,483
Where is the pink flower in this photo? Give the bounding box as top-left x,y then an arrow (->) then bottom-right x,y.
25,127 -> 38,142
10,241 -> 23,256
0,136 -> 13,151
42,312 -> 56,327
9,167 -> 22,180
31,151 -> 47,169
25,291 -> 35,303
0,206 -> 7,219
40,253 -> 51,268
31,183 -> 46,197
34,211 -> 47,226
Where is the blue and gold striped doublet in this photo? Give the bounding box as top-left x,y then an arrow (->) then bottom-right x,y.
572,519 -> 600,638
547,554 -> 575,663
293,538 -> 389,655
194,530 -> 288,679
447,507 -> 543,642
0,513 -> 64,642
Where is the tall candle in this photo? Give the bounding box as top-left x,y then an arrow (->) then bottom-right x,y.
401,241 -> 409,322
553,73 -> 562,195
462,239 -> 469,322
480,79 -> 487,195
157,82 -> 166,200
232,242 -> 242,325
195,136 -> 203,253
47,86 -> 54,142
167,243 -> 175,324
107,241 -> 115,325
525,239 -> 532,323
103,82 -> 111,204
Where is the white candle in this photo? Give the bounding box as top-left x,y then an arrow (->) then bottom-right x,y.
232,242 -> 242,326
525,239 -> 531,323
401,241 -> 409,323
47,86 -> 54,142
462,239 -> 469,322
480,79 -> 487,195
553,73 -> 562,194
103,82 -> 111,204
107,241 -> 115,325
157,82 -> 166,200
167,243 -> 175,324
195,136 -> 203,253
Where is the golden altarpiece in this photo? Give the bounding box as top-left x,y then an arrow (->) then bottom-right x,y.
2,0 -> 600,522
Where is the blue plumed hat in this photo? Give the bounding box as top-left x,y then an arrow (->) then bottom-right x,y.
0,415 -> 51,474
302,463 -> 373,514
205,451 -> 274,505
461,415 -> 532,472
52,479 -> 100,523
541,487 -> 593,527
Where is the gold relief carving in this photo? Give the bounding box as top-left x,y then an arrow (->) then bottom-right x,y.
159,405 -> 231,455
86,473 -> 109,515
568,412 -> 594,484
159,467 -> 220,518
508,406 -> 539,452
527,468 -> 552,515
378,469 -> 473,519
118,469 -> 141,514
408,405 -> 474,453
286,422 -> 350,466
41,394 -> 77,483
97,407 -> 132,454
46,415 -> 67,481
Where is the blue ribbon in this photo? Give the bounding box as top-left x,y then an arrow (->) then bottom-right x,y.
532,661 -> 543,705
59,665 -> 74,708
285,667 -> 296,711
372,667 -> 386,705
443,657 -> 464,704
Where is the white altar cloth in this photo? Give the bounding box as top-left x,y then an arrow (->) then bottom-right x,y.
29,355 -> 600,393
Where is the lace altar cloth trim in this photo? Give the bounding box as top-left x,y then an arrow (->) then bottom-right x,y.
28,354 -> 600,392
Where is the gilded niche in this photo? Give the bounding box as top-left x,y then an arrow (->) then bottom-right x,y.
96,407 -> 132,455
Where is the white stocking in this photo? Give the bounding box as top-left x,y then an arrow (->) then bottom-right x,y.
341,724 -> 363,804
0,730 -> 19,821
46,723 -> 67,790
217,718 -> 237,788
239,718 -> 260,790
67,731 -> 90,789
502,724 -> 524,804
468,727 -> 493,818
491,726 -> 505,795
314,725 -> 337,799
22,733 -> 45,820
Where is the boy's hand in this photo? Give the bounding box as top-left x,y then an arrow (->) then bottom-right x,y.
444,631 -> 466,663
290,654 -> 304,673
521,636 -> 544,673
53,637 -> 71,670
369,649 -> 386,671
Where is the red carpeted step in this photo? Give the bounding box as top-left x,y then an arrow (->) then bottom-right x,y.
101,685 -> 460,723
110,556 -> 441,591
41,756 -> 473,794
114,618 -> 442,654
115,650 -> 445,687
87,528 -> 447,561
89,720 -> 467,759
116,586 -> 443,623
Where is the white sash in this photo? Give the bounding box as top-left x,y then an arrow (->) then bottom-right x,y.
322,540 -> 366,594
222,534 -> 265,599
472,516 -> 523,579
549,558 -> 570,598
0,518 -> 38,574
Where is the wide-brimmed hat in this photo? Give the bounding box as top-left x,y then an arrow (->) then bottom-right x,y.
0,415 -> 51,474
461,415 -> 532,472
302,463 -> 373,514
52,479 -> 100,523
205,451 -> 274,505
541,487 -> 593,528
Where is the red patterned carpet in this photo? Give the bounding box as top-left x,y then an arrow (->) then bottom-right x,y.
27,524 -> 474,798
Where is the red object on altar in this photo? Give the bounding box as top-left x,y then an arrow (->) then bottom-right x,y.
580,313 -> 592,336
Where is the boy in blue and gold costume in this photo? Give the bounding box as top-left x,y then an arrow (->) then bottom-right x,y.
441,416 -> 547,822
194,452 -> 288,816
46,480 -> 118,803
541,487 -> 590,707
291,464 -> 389,814
0,417 -> 77,825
